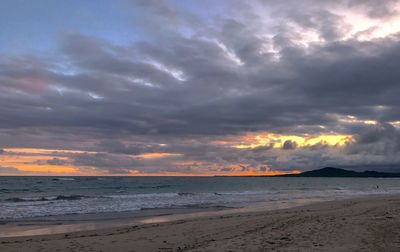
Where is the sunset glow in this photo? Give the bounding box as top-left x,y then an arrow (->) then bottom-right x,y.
0,146 -> 305,176
228,133 -> 354,149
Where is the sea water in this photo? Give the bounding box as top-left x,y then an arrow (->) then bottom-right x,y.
0,176 -> 398,219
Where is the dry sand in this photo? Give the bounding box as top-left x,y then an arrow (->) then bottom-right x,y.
1,196 -> 400,251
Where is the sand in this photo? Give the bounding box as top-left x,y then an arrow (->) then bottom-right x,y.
1,196 -> 400,252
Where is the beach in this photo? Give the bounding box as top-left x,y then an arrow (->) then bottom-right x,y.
3,1 -> 400,251
1,196 -> 400,252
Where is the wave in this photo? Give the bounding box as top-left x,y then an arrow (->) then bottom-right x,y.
139,203 -> 233,211
178,192 -> 197,196
135,185 -> 172,189
54,195 -> 84,200
107,192 -> 178,199
101,186 -> 128,190
0,189 -> 10,194
0,188 -> 30,194
213,191 -> 277,196
4,192 -> 201,203
52,178 -> 76,181
5,195 -> 86,203
5,197 -> 48,203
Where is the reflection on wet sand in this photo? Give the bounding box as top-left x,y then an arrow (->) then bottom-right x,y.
0,198 -> 323,238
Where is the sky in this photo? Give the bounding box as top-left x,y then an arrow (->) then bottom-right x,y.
2,0 -> 400,176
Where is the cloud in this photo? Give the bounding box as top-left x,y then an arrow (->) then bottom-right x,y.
347,0 -> 398,19
1,0 -> 400,173
72,153 -> 140,174
46,158 -> 68,166
97,140 -> 145,155
283,140 -> 298,150
346,123 -> 400,156
0,166 -> 20,173
134,0 -> 180,22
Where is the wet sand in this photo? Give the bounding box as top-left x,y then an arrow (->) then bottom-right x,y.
1,196 -> 400,251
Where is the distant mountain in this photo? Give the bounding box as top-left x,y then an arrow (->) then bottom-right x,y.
283,167 -> 400,177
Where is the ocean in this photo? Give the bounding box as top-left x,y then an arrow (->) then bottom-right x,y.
1,176 -> 399,220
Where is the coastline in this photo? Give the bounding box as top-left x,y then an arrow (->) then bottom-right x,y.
0,197 -> 328,238
1,195 -> 400,251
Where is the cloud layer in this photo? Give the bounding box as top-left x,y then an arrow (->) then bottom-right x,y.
1,0 -> 400,175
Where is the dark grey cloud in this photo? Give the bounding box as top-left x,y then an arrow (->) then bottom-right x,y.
220,167 -> 233,172
97,140 -> 145,155
46,158 -> 68,166
72,153 -> 141,174
0,167 -> 20,173
283,140 -> 297,150
287,10 -> 351,41
346,123 -> 400,155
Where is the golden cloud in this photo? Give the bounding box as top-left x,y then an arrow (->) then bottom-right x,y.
212,132 -> 354,149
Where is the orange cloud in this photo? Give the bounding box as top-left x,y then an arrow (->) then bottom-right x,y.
221,169 -> 301,177
12,164 -> 77,173
133,153 -> 182,159
0,153 -> 76,174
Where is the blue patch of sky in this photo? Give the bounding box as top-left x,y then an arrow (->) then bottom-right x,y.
0,0 -> 144,56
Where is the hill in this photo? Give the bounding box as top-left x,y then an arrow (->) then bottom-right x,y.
282,167 -> 400,177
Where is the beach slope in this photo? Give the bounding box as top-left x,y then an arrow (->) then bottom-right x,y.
1,196 -> 400,251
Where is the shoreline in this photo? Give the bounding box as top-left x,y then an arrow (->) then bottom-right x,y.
0,197 -> 330,238
1,195 -> 400,251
